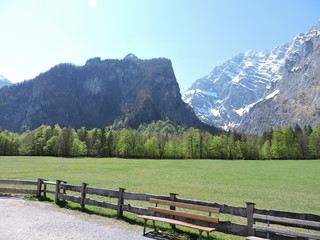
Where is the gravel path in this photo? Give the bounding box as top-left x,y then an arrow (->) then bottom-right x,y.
0,196 -> 146,240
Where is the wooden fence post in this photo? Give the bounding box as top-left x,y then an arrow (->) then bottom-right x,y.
246,202 -> 256,236
43,181 -> 47,198
117,187 -> 125,218
170,192 -> 178,229
55,180 -> 61,204
80,182 -> 88,210
170,192 -> 178,209
36,178 -> 43,198
62,181 -> 67,195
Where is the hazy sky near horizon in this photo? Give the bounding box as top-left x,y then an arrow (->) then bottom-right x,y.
0,0 -> 319,92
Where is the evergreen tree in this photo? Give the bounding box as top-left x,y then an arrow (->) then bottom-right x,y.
43,136 -> 59,156
308,127 -> 320,159
260,140 -> 272,159
70,138 -> 87,157
117,129 -> 134,157
57,128 -> 74,156
271,128 -> 285,159
226,133 -> 236,159
144,136 -> 160,158
99,128 -> 106,156
209,136 -> 227,159
164,136 -> 183,159
87,129 -> 100,156
184,128 -> 200,159
77,127 -> 88,143
104,130 -> 115,157
235,140 -> 243,159
0,133 -> 16,155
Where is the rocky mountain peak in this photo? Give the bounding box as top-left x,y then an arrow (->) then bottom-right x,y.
182,43 -> 288,130
0,56 -> 216,133
183,20 -> 320,133
0,75 -> 13,88
85,57 -> 102,65
124,53 -> 139,61
310,19 -> 320,32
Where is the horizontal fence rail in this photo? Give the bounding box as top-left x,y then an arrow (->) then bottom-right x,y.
253,213 -> 320,231
254,208 -> 320,223
175,197 -> 248,217
1,179 -> 319,240
0,179 -> 38,195
247,203 -> 320,240
0,179 -> 38,185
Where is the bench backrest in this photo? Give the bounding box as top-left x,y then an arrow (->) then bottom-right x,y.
253,213 -> 320,240
148,198 -> 219,223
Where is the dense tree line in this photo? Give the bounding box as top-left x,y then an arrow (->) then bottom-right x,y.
0,121 -> 319,159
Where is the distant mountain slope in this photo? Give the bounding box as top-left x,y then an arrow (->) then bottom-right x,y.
182,44 -> 288,130
0,75 -> 12,88
238,21 -> 320,134
183,20 -> 320,133
0,55 -> 218,132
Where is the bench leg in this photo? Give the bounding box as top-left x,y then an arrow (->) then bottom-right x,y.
143,219 -> 148,235
207,232 -> 210,239
153,220 -> 157,233
198,230 -> 203,240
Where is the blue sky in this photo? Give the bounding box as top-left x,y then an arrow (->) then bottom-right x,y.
0,0 -> 319,92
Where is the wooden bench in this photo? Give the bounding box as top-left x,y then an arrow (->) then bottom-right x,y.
246,213 -> 320,240
138,198 -> 220,240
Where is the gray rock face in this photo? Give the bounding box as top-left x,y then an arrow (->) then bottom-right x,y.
183,20 -> 320,134
0,56 -> 213,132
182,44 -> 288,130
238,21 -> 320,134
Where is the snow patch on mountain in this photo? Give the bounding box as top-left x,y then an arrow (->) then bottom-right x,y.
235,89 -> 280,116
265,89 -> 280,100
182,44 -> 288,130
237,20 -> 320,134
183,20 -> 320,132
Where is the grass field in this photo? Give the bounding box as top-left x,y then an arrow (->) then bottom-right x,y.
0,157 -> 319,239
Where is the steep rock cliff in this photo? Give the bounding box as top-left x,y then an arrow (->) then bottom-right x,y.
0,55 -> 216,132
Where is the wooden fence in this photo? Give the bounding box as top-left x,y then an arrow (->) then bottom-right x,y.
0,179 -> 319,240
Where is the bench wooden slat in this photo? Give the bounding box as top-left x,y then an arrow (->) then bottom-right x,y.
253,213 -> 320,229
148,206 -> 219,223
138,215 -> 215,232
253,224 -> 320,240
150,198 -> 220,213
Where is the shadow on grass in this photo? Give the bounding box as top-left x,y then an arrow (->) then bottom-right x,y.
37,196 -> 54,202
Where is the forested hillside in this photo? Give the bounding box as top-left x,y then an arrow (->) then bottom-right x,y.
0,120 -> 319,159
0,56 -> 216,132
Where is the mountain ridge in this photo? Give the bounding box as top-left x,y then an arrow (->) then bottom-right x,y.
0,75 -> 12,88
238,20 -> 320,134
182,43 -> 288,130
183,20 -> 320,134
0,56 -> 218,133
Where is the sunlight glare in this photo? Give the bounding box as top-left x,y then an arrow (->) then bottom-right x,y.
88,0 -> 97,8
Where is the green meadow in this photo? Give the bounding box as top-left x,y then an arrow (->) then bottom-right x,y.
0,157 -> 319,239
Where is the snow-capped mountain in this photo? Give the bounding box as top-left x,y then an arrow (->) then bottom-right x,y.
183,20 -> 320,133
238,20 -> 320,134
0,75 -> 12,88
182,44 -> 288,130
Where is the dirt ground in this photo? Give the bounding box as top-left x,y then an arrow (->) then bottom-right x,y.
0,195 -> 145,240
